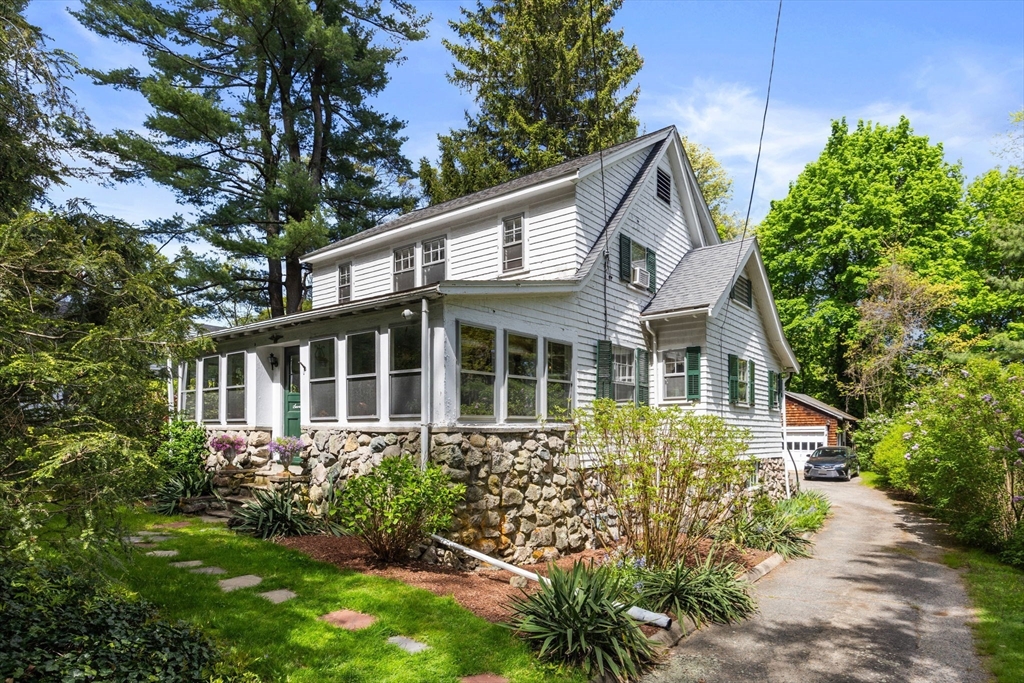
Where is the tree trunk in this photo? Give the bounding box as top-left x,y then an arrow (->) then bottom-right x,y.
268,256 -> 284,318
285,254 -> 303,315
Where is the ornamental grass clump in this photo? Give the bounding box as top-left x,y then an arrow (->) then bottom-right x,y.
573,400 -> 754,569
330,456 -> 464,563
509,562 -> 658,682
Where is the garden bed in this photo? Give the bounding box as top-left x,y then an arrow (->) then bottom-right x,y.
277,535 -> 771,623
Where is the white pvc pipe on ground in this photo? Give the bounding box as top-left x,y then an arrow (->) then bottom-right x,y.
429,534 -> 673,629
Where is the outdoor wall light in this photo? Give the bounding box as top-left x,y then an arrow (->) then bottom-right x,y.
402,308 -> 415,320
268,353 -> 279,369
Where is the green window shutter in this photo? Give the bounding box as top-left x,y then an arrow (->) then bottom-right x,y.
619,233 -> 632,281
596,340 -> 612,399
768,370 -> 777,408
777,372 -> 784,408
685,346 -> 701,400
646,248 -> 657,293
749,360 -> 756,405
728,354 -> 738,404
636,348 -> 650,406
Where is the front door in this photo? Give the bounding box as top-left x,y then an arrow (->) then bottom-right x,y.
284,346 -> 301,438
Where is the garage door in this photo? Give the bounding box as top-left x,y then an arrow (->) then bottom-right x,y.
784,427 -> 828,471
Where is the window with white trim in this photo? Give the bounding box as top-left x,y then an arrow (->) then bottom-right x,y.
736,358 -> 749,405
664,350 -> 687,399
613,347 -> 635,403
459,323 -> 496,418
545,341 -> 572,419
182,361 -> 197,419
347,331 -> 377,418
201,356 -> 220,421
502,215 -> 524,272
309,339 -> 337,419
506,332 -> 538,419
389,325 -> 421,418
338,262 -> 352,303
422,237 -> 446,286
225,352 -> 245,421
393,246 -> 415,291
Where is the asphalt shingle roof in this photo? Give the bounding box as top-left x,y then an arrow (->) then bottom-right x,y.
643,238 -> 756,316
786,392 -> 859,422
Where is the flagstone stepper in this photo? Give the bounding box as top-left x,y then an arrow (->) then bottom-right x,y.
319,609 -> 376,630
258,589 -> 297,604
190,566 -> 226,575
145,550 -> 179,557
152,521 -> 191,529
460,675 -> 509,683
171,560 -> 204,568
387,635 -> 429,654
218,574 -> 263,592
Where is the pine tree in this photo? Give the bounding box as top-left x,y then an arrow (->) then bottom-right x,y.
74,0 -> 427,317
419,0 -> 642,204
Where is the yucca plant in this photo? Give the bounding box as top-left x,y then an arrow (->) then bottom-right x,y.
509,562 -> 658,682
229,484 -> 319,539
636,554 -> 755,626
774,490 -> 831,532
153,469 -> 216,516
727,513 -> 812,559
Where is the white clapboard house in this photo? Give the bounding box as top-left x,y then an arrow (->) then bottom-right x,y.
181,125 -> 800,469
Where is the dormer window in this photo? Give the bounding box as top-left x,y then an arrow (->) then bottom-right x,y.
502,215 -> 524,272
730,275 -> 752,307
394,246 -> 415,291
422,237 -> 446,285
656,168 -> 671,204
338,262 -> 351,303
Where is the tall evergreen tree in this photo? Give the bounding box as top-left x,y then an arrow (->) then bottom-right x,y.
419,0 -> 642,204
74,0 -> 427,317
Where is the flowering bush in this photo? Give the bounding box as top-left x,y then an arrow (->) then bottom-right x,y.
268,436 -> 305,462
208,433 -> 247,456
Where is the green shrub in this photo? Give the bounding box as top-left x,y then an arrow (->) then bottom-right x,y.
156,420 -> 209,477
773,490 -> 831,532
726,513 -> 811,559
153,469 -> 217,515
0,559 -> 230,682
633,556 -> 755,626
229,485 -> 320,539
509,562 -> 658,682
851,412 -> 893,471
871,418 -> 915,492
331,456 -> 464,563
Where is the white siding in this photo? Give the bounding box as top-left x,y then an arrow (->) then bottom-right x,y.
352,250 -> 391,300
311,265 -> 336,308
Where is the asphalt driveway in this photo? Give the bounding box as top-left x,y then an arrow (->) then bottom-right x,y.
643,478 -> 989,683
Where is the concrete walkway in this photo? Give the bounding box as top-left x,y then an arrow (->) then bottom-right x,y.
645,479 -> 989,683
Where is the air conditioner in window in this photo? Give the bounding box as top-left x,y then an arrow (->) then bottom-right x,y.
631,266 -> 651,289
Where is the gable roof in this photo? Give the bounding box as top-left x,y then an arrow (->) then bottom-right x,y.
786,392 -> 859,422
303,126 -> 676,264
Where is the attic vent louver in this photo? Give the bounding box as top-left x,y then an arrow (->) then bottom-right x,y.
656,168 -> 671,204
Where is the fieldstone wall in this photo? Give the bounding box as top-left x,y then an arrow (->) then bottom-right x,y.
759,456 -> 795,501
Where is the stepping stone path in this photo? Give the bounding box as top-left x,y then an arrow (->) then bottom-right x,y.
259,589 -> 297,604
460,676 -> 509,683
199,515 -> 229,524
218,574 -> 263,592
153,521 -> 191,529
319,610 -> 377,630
171,560 -> 204,568
191,566 -> 227,575
387,635 -> 430,654
146,550 -> 179,557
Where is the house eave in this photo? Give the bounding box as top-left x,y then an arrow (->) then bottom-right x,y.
439,280 -> 579,297
640,306 -> 711,320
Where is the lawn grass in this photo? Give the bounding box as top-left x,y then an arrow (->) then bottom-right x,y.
858,471 -> 882,489
120,512 -> 584,683
943,548 -> 1024,683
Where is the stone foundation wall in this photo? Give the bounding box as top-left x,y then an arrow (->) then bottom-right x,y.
759,456 -> 796,501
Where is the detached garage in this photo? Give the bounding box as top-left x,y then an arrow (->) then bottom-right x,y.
784,392 -> 858,471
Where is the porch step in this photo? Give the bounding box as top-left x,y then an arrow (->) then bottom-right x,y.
204,508 -> 234,520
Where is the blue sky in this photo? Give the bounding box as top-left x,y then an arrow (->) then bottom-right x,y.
27,0 -> 1024,229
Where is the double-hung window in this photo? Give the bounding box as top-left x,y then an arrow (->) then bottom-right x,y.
502,215 -> 524,272
338,263 -> 352,303
390,325 -> 421,418
736,358 -> 749,404
201,356 -> 220,421
728,354 -> 755,405
347,331 -> 377,418
394,246 -> 416,291
225,352 -> 245,421
309,339 -> 337,419
664,350 -> 687,399
182,361 -> 197,419
613,347 -> 635,403
459,324 -> 496,418
422,237 -> 446,286
506,333 -> 538,419
545,341 -> 572,419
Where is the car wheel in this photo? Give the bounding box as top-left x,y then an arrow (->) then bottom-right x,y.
840,469 -> 850,481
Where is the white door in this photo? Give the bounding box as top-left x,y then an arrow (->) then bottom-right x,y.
784,427 -> 829,472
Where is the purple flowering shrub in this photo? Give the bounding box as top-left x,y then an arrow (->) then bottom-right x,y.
880,358 -> 1024,566
268,436 -> 305,462
208,433 -> 247,456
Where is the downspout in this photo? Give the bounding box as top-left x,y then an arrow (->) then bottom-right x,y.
167,357 -> 175,414
782,371 -> 800,494
420,297 -> 431,470
643,319 -> 656,402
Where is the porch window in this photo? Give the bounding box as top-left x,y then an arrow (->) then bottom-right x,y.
226,352 -> 245,421
338,262 -> 352,303
545,341 -> 572,419
459,323 -> 496,418
201,356 -> 220,421
182,361 -> 197,419
394,246 -> 416,291
390,325 -> 421,418
502,215 -> 524,272
422,237 -> 446,286
506,333 -> 538,419
347,331 -> 377,418
613,347 -> 635,403
310,339 -> 337,419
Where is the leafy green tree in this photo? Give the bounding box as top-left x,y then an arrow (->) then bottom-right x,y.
758,117 -> 969,409
418,0 -> 642,204
682,136 -> 743,240
74,0 -> 427,317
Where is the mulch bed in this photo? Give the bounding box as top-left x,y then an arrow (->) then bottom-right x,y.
278,535 -> 773,624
